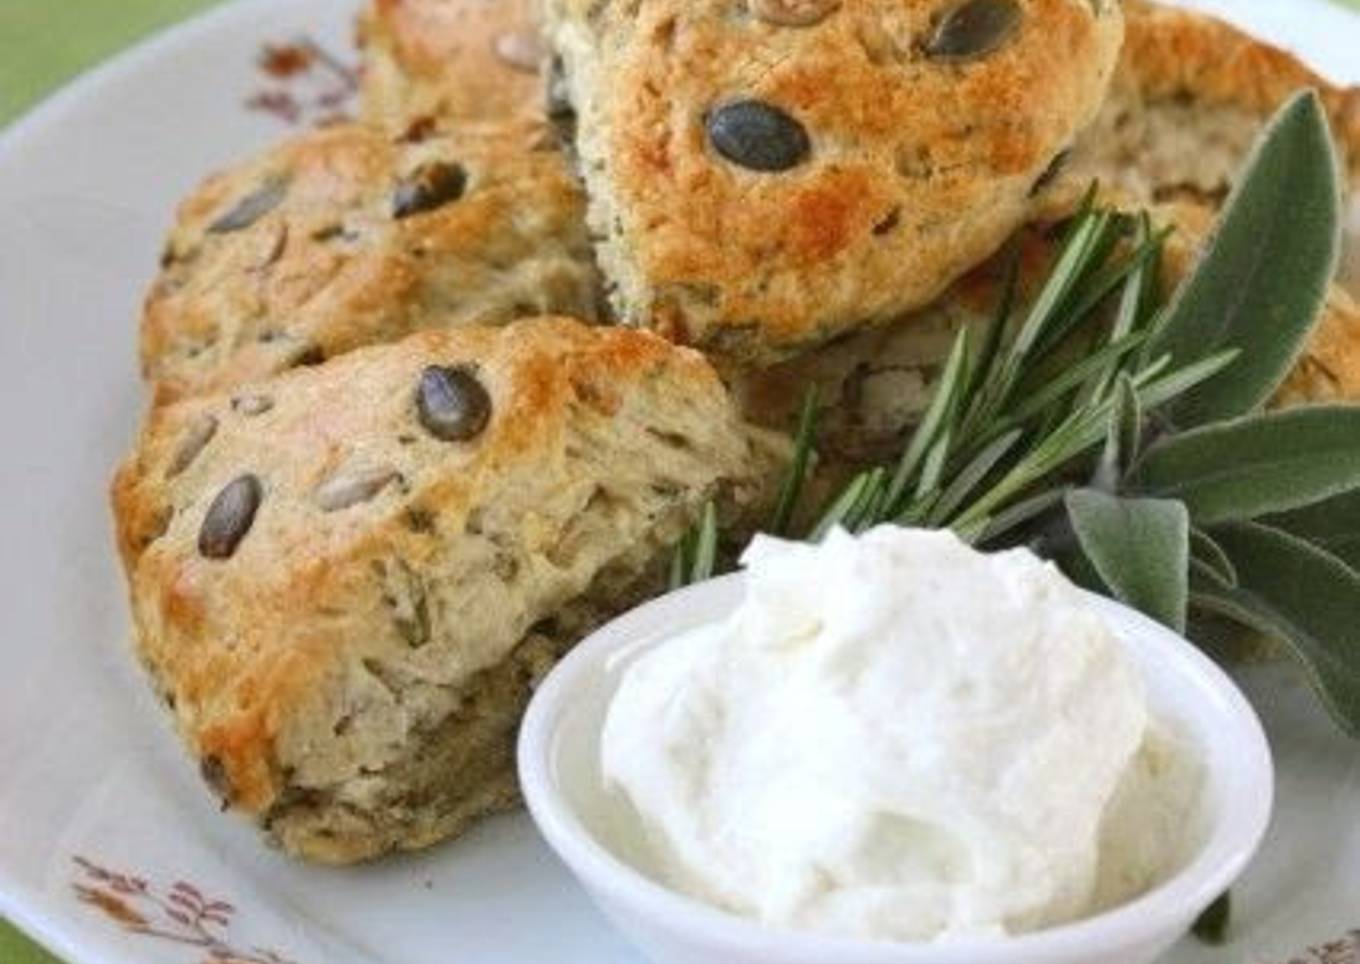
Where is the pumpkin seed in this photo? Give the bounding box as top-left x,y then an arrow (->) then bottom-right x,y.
208,177 -> 288,234
167,415 -> 218,478
924,0 -> 1022,60
750,0 -> 840,26
392,161 -> 468,219
315,466 -> 401,512
707,99 -> 811,172
416,365 -> 492,442
198,474 -> 263,560
494,31 -> 544,73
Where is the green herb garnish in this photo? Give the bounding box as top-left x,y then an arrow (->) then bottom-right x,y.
676,91 -> 1360,736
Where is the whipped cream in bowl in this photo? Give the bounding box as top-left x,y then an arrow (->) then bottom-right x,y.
518,527 -> 1273,964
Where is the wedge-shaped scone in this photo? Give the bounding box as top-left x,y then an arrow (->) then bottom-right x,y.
540,0 -> 1125,363
737,198 -> 1360,469
113,318 -> 783,863
1070,0 -> 1360,207
143,121 -> 598,404
358,0 -> 546,134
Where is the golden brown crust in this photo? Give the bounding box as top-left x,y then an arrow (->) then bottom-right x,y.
113,318 -> 783,860
542,0 -> 1125,364
1276,286 -> 1360,407
1120,0 -> 1360,172
141,122 -> 598,404
357,0 -> 546,133
1070,0 -> 1360,205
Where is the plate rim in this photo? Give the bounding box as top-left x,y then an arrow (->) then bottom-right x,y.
0,0 -> 1355,961
0,5 -> 316,962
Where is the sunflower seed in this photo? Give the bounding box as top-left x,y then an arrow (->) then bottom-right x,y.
208,177 -> 288,234
199,474 -> 263,560
707,100 -> 811,172
315,467 -> 401,512
167,415 -> 218,478
231,393 -> 274,416
924,0 -> 1022,60
750,0 -> 840,26
392,161 -> 468,219
416,365 -> 492,441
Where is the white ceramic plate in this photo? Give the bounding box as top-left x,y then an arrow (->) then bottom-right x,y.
0,2 -> 1356,962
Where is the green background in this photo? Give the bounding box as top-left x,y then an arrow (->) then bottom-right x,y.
1,0 -> 1357,961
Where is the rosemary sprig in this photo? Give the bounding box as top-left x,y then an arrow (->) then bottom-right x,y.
797,194 -> 1229,543
674,92 -> 1360,737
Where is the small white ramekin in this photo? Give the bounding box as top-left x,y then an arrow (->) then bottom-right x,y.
518,573 -> 1273,964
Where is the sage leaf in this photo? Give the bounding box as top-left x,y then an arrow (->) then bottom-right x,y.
1147,91 -> 1341,427
1190,527 -> 1237,587
1264,488 -> 1360,570
1067,489 -> 1189,632
1193,522 -> 1360,736
1130,406 -> 1360,525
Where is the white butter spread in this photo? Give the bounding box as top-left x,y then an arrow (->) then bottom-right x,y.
601,527 -> 1200,942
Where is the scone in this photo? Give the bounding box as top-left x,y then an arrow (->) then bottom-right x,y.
143,121 -> 598,404
1070,0 -> 1360,207
539,0 -> 1125,363
737,198 -> 1360,467
112,318 -> 784,863
358,0 -> 546,135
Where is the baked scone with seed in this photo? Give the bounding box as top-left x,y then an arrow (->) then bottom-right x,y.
1069,0 -> 1360,208
358,0 -> 547,135
143,121 -> 598,404
112,318 -> 784,863
539,0 -> 1125,363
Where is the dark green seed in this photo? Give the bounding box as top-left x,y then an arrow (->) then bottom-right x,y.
416,365 -> 492,442
924,0 -> 1022,60
392,161 -> 468,219
208,177 -> 288,234
199,474 -> 263,559
707,100 -> 811,173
